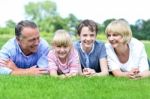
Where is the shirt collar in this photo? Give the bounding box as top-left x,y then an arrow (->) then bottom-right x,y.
15,39 -> 30,56
80,42 -> 95,55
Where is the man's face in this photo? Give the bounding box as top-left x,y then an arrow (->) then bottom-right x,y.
17,27 -> 40,55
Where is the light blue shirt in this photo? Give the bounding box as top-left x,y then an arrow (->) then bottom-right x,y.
0,37 -> 49,75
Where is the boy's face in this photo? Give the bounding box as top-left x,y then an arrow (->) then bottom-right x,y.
54,45 -> 71,60
79,26 -> 96,51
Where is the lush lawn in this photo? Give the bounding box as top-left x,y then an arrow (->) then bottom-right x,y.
1,75 -> 150,99
143,41 -> 150,58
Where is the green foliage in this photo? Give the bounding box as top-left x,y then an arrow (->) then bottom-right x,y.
5,20 -> 16,28
143,41 -> 150,58
131,19 -> 150,40
1,0 -> 149,40
40,31 -> 54,44
1,76 -> 150,99
66,14 -> 79,32
0,27 -> 14,34
96,33 -> 107,41
25,0 -> 57,21
103,19 -> 116,30
24,0 -> 79,33
25,0 -> 58,33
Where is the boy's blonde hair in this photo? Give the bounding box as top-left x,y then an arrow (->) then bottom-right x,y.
51,29 -> 72,47
105,19 -> 132,44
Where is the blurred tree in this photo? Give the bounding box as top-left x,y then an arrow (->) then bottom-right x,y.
24,0 -> 79,34
103,18 -> 115,29
132,19 -> 150,40
24,0 -> 58,33
142,19 -> 150,40
66,14 -> 79,31
135,19 -> 144,30
5,20 -> 16,28
25,0 -> 57,21
100,18 -> 115,34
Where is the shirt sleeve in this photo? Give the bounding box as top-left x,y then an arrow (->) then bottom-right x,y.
0,43 -> 12,75
99,43 -> 107,59
105,43 -> 120,71
69,49 -> 81,73
37,38 -> 50,68
107,55 -> 120,71
47,51 -> 58,71
39,38 -> 50,55
0,67 -> 12,75
37,55 -> 48,68
138,45 -> 149,72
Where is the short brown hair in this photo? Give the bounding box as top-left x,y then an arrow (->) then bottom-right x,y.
77,19 -> 98,35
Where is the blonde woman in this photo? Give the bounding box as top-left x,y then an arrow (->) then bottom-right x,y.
105,19 -> 149,79
48,29 -> 81,78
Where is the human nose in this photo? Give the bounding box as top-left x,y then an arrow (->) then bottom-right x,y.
86,35 -> 91,40
60,47 -> 65,51
34,38 -> 40,45
108,35 -> 114,41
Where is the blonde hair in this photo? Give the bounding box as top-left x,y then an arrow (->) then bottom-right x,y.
51,29 -> 72,47
105,19 -> 132,44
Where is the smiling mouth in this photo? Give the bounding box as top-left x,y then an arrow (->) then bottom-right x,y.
85,42 -> 92,45
110,41 -> 116,44
59,53 -> 66,55
32,45 -> 38,48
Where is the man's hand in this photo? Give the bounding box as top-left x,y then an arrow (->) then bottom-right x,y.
10,66 -> 49,76
24,66 -> 49,75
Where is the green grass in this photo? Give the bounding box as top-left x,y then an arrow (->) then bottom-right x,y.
1,75 -> 150,99
143,41 -> 150,58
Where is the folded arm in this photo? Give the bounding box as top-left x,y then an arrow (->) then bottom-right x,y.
0,59 -> 48,75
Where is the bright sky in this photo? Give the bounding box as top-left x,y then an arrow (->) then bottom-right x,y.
0,0 -> 150,26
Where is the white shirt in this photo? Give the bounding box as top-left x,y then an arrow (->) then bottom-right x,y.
105,38 -> 149,72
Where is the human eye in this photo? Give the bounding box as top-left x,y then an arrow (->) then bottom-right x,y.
56,45 -> 61,48
107,34 -> 110,37
63,45 -> 67,48
90,34 -> 95,37
113,33 -> 119,36
83,34 -> 87,37
28,38 -> 35,42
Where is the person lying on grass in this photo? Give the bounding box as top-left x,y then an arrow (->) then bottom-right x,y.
105,19 -> 150,79
0,20 -> 49,75
74,19 -> 109,77
47,30 -> 81,78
